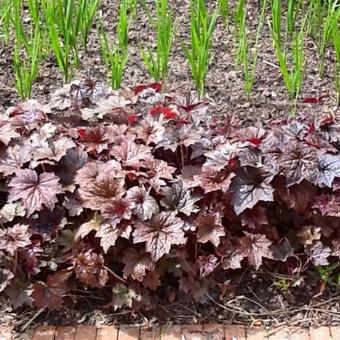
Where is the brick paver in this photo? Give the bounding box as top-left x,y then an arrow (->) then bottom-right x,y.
225,325 -> 246,340
118,326 -> 140,340
202,324 -> 225,339
160,325 -> 182,340
96,326 -> 119,340
33,325 -> 56,340
330,326 -> 340,339
140,327 -> 160,339
0,327 -> 12,340
55,326 -> 77,340
182,324 -> 204,339
15,323 -> 340,340
75,325 -> 97,340
290,329 -> 311,340
310,326 -> 331,340
246,327 -> 269,340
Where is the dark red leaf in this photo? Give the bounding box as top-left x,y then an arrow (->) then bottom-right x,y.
74,250 -> 108,287
302,95 -> 328,104
149,105 -> 177,119
196,212 -> 225,247
32,271 -> 71,310
238,232 -> 273,270
134,82 -> 162,94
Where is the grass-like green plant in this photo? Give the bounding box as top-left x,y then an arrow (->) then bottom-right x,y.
269,0 -> 310,108
127,0 -> 138,18
331,8 -> 340,104
80,0 -> 100,50
308,0 -> 323,38
234,0 -> 247,66
100,0 -> 129,90
0,0 -> 12,45
13,26 -> 41,99
236,0 -> 267,98
182,0 -> 218,97
218,0 -> 229,29
42,0 -> 78,81
42,0 -> 100,81
9,0 -> 43,99
317,1 -> 340,77
141,0 -> 174,81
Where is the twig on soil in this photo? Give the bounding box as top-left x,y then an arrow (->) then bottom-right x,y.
20,308 -> 46,333
261,59 -> 280,69
205,293 -> 340,320
105,266 -> 128,283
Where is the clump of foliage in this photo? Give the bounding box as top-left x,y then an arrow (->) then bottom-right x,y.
100,0 -> 130,90
0,79 -> 339,311
269,0 -> 311,108
141,0 -> 175,81
182,0 -> 218,97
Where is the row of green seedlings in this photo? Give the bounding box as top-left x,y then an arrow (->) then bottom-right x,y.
99,0 -> 340,105
1,0 -> 340,108
0,0 -> 100,98
232,0 -> 340,109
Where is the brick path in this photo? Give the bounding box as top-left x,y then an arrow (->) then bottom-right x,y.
1,324 -> 340,339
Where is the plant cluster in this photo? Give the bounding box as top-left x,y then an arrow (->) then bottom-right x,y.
0,79 -> 339,311
3,0 -> 340,107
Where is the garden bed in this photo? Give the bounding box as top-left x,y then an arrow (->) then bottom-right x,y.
0,0 -> 340,337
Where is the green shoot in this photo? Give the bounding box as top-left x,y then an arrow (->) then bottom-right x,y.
269,0 -> 310,109
100,0 -> 129,90
318,1 -> 339,77
331,8 -> 340,104
141,0 -> 174,81
13,25 -> 41,99
234,0 -> 247,66
182,0 -> 218,97
238,0 -> 267,98
0,0 -> 12,45
81,0 -> 100,50
218,0 -> 229,29
42,0 -> 74,81
127,0 -> 138,18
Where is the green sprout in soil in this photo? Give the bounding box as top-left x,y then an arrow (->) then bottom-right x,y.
317,1 -> 340,77
100,0 -> 129,90
218,0 -> 229,30
0,0 -> 12,45
141,0 -> 175,82
269,0 -> 311,112
234,0 -> 267,99
182,0 -> 218,97
331,8 -> 340,105
11,0 -> 44,99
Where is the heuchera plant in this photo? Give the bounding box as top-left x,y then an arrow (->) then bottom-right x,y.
0,79 -> 339,311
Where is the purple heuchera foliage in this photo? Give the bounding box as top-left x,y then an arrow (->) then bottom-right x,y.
0,79 -> 339,311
